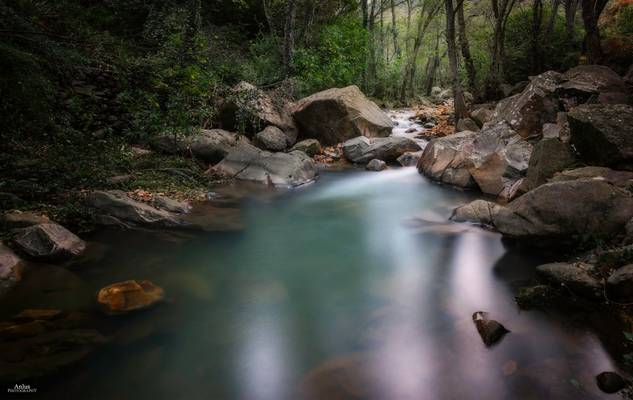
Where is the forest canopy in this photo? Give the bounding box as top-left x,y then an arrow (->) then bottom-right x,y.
1,0 -> 632,140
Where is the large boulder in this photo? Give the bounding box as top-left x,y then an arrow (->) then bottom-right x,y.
342,136 -> 421,164
0,243 -> 22,297
418,130 -> 479,189
13,224 -> 86,261
86,191 -> 183,228
452,179 -> 633,242
291,85 -> 394,145
418,122 -> 532,196
492,71 -> 563,138
525,138 -> 577,190
218,81 -> 297,142
536,262 -> 601,298
0,211 -> 50,230
456,117 -> 480,132
97,280 -> 164,315
212,143 -> 316,186
567,104 -> 633,168
253,126 -> 289,151
470,107 -> 494,127
550,166 -> 633,188
606,264 -> 633,303
562,65 -> 631,105
492,65 -> 631,139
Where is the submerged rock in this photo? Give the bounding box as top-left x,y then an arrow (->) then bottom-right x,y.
0,242 -> 23,297
472,311 -> 509,347
291,85 -> 394,145
366,159 -> 386,171
13,223 -> 86,261
596,371 -> 628,393
291,139 -> 323,157
86,190 -> 183,228
212,143 -> 316,186
97,280 -> 164,315
342,136 -> 421,164
536,262 -> 602,298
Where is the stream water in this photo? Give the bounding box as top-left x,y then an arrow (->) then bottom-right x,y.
2,112 -> 622,399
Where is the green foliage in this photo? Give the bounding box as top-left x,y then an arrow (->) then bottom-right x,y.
504,6 -> 583,83
239,34 -> 284,85
616,4 -> 633,37
294,17 -> 367,95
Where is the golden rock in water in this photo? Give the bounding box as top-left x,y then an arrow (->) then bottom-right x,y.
97,280 -> 164,315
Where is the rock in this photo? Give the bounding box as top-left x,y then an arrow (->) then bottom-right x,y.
13,223 -> 86,261
470,107 -> 493,127
431,86 -> 443,97
452,179 -> 633,242
493,71 -> 563,138
525,138 -> 577,190
342,136 -> 421,164
212,143 -> 317,186
418,130 -> 479,188
606,264 -> 633,303
86,191 -> 183,228
456,117 -> 480,132
148,133 -> 190,155
451,199 -> 504,225
472,311 -> 509,346
625,65 -> 633,91
596,371 -> 628,393
106,174 -> 133,185
536,262 -> 601,298
97,280 -> 164,315
291,139 -> 322,157
0,243 -> 22,297
218,82 -> 297,142
397,151 -> 424,167
418,122 -> 532,196
515,285 -> 561,309
366,159 -> 386,171
562,65 -> 631,104
189,129 -> 250,164
0,211 -> 50,229
291,85 -> 394,145
541,123 -> 562,139
567,104 -> 633,168
550,166 -> 633,188
152,195 -> 191,214
254,125 -> 289,151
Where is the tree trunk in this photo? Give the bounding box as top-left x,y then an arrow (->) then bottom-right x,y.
563,0 -> 578,42
390,0 -> 400,57
484,0 -> 515,99
445,0 -> 468,121
580,0 -> 607,63
544,0 -> 560,41
283,0 -> 297,77
530,0 -> 543,74
457,0 -> 477,96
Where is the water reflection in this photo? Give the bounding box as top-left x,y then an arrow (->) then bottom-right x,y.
10,168 -> 619,400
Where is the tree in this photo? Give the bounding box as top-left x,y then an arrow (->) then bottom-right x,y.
563,0 -> 579,41
580,0 -> 609,63
530,0 -> 543,74
457,0 -> 477,96
283,0 -> 298,77
445,0 -> 468,120
485,0 -> 517,98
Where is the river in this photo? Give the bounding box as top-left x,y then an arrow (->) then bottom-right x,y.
1,111 -> 620,399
